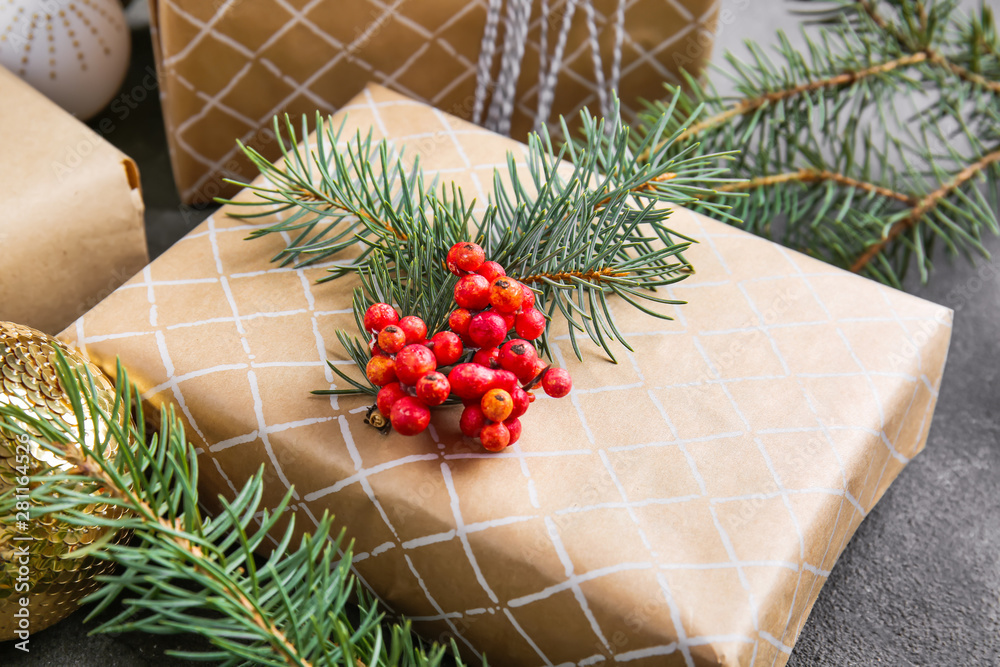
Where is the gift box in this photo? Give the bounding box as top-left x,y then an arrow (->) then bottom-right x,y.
61,84 -> 952,666
148,0 -> 719,204
0,65 -> 147,335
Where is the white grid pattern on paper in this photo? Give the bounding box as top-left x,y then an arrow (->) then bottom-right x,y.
153,0 -> 720,202
65,89 -> 951,667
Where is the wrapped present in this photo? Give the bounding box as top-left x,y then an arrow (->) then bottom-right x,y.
60,84 -> 952,666
0,65 -> 147,335
148,0 -> 719,204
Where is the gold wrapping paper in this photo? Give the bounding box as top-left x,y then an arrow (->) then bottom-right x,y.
148,0 -> 719,204
0,65 -> 148,336
60,84 -> 952,666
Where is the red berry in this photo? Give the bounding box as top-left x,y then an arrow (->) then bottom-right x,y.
504,417 -> 523,444
515,308 -> 546,340
542,367 -> 573,398
520,284 -> 536,311
364,303 -> 399,333
480,422 -> 510,452
473,347 -> 499,369
377,325 -> 407,355
489,277 -> 524,314
490,369 -> 519,394
430,331 -> 463,366
447,242 -> 487,275
365,356 -> 397,387
460,405 -> 487,438
416,371 -> 450,406
448,363 -> 495,400
516,356 -> 549,385
510,387 -> 530,418
488,307 -> 516,332
394,344 -> 437,386
376,383 -> 408,416
390,396 -> 431,436
481,388 -> 514,422
498,339 -> 538,378
449,308 -> 473,337
370,342 -> 389,358
468,311 -> 507,349
398,316 -> 428,345
518,359 -> 549,387
477,261 -> 506,283
454,274 -> 492,311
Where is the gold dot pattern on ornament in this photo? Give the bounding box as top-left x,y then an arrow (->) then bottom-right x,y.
1,1 -> 123,77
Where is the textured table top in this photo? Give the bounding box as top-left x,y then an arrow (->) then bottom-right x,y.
3,2 -> 999,665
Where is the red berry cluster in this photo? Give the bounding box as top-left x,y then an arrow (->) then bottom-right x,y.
362,242 -> 572,451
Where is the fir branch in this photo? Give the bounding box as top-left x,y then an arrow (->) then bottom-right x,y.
232,92 -> 737,375
638,0 -> 1000,286
0,355 -> 473,666
851,146 -> 1000,272
926,47 -> 1000,94
658,50 -> 932,151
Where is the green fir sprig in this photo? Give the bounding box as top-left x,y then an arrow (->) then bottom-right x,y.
225,94 -> 738,391
644,0 -> 1000,287
0,355 -> 474,666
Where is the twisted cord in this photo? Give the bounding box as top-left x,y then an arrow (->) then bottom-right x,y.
487,0 -> 534,134
535,0 -> 580,131
472,0 -> 505,125
583,0 -> 610,120
538,0 -> 550,98
474,0 -> 628,134
609,0 -> 626,107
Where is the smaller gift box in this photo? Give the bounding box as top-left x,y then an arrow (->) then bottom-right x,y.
62,84 -> 952,666
0,65 -> 147,335
148,0 -> 720,204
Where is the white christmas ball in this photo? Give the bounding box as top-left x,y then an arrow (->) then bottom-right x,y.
0,0 -> 131,120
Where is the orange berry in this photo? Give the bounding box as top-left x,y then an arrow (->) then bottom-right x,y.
480,421 -> 510,451
447,242 -> 486,275
365,356 -> 397,387
489,277 -> 524,314
481,388 -> 514,423
377,325 -> 407,354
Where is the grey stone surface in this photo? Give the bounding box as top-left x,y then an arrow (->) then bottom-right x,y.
2,3 -> 999,665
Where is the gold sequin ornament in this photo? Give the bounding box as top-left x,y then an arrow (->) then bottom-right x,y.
0,322 -> 131,641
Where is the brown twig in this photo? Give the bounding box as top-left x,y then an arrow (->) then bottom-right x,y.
517,267 -> 632,285
593,172 -> 677,209
682,52 -> 929,141
926,48 -> 1000,94
294,187 -> 407,241
850,148 -> 1000,273
715,168 -> 917,204
637,52 -> 931,162
857,0 -> 888,29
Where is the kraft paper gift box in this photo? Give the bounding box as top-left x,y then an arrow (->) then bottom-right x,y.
148,0 -> 719,204
0,65 -> 148,336
61,84 -> 952,666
